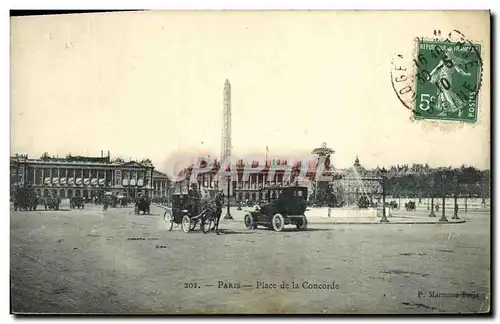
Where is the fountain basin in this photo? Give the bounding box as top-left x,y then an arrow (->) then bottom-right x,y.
305,207 -> 378,218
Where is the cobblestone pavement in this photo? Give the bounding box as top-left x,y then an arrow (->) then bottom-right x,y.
10,203 -> 490,314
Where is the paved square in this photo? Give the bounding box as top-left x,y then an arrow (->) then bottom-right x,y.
10,202 -> 490,314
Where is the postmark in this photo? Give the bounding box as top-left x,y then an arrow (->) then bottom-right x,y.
391,29 -> 483,123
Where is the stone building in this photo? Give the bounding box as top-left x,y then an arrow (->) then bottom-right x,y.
10,152 -> 160,199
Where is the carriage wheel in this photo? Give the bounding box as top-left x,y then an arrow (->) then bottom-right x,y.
244,214 -> 254,229
296,216 -> 307,230
272,214 -> 285,232
181,215 -> 191,233
164,210 -> 174,231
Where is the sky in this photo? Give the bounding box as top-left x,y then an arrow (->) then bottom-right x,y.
10,11 -> 491,172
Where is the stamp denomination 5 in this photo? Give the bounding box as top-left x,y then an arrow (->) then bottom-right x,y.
391,29 -> 483,123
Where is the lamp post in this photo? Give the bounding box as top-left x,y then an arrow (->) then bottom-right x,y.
15,155 -> 20,190
451,172 -> 460,220
429,177 -> 436,217
224,175 -> 233,220
439,172 -> 448,222
380,167 -> 389,223
452,194 -> 460,219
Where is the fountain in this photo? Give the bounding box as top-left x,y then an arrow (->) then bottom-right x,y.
306,148 -> 380,220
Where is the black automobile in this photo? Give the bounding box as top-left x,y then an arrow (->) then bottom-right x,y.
244,186 -> 308,232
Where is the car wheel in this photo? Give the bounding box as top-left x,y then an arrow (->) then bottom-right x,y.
181,215 -> 191,233
272,214 -> 285,232
164,210 -> 174,231
244,214 -> 254,229
296,216 -> 308,230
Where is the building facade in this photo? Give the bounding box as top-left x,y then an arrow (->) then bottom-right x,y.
152,170 -> 171,199
172,155 -> 389,204
332,155 -> 383,206
173,157 -> 318,202
10,153 -> 156,199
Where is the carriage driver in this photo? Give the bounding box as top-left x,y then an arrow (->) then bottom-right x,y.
188,183 -> 201,215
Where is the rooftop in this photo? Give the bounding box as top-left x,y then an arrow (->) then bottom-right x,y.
10,156 -> 154,168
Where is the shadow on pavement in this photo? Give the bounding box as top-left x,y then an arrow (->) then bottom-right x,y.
300,228 -> 331,232
215,229 -> 255,235
234,228 -> 330,233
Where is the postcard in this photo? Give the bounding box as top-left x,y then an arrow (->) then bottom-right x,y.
10,10 -> 490,314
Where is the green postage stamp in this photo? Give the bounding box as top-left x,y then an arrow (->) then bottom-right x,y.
413,40 -> 482,123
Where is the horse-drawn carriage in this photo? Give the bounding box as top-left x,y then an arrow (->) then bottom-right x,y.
43,195 -> 61,210
405,201 -> 416,211
163,187 -> 224,234
70,196 -> 85,209
134,196 -> 151,215
244,185 -> 308,232
13,187 -> 38,211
